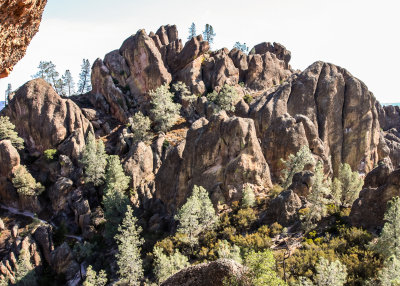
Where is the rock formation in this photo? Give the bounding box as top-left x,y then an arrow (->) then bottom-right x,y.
156,112 -> 272,211
0,0 -> 47,78
2,79 -> 93,162
161,259 -> 246,286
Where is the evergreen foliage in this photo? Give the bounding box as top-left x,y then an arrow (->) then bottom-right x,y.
78,59 -> 92,94
301,161 -> 331,230
149,84 -> 181,132
314,257 -> 347,286
175,185 -> 218,247
0,116 -> 24,149
127,112 -> 152,144
15,250 -> 37,286
280,145 -> 315,189
207,84 -> 240,113
217,240 -> 242,263
377,255 -> 400,286
202,24 -> 216,44
153,246 -> 190,283
5,83 -> 12,106
116,205 -> 144,285
12,165 -> 44,196
80,132 -> 108,186
103,155 -> 130,239
233,42 -> 249,53
331,163 -> 363,207
245,249 -> 287,286
32,61 -> 62,94
62,69 -> 75,96
370,196 -> 400,259
188,22 -> 196,40
83,265 -> 107,286
242,185 -> 256,208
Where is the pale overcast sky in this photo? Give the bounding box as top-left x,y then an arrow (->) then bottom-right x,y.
1,0 -> 399,103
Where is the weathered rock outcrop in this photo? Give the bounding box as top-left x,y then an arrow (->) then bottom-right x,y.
2,79 -> 93,162
161,259 -> 246,286
0,0 -> 47,78
350,166 -> 400,230
250,61 -> 380,178
0,140 -> 20,177
156,112 -> 272,211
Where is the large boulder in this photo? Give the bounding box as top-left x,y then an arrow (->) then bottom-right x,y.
0,0 -> 47,78
161,259 -> 246,286
350,168 -> 400,230
0,140 -> 20,177
156,113 -> 272,212
250,61 -> 381,178
2,79 -> 93,162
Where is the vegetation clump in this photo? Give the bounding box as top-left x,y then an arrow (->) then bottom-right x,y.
207,84 -> 240,113
12,165 -> 44,196
0,116 -> 24,150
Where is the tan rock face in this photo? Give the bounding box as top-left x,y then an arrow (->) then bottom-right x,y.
156,113 -> 272,211
0,0 -> 47,77
2,79 -> 93,161
250,61 -> 380,178
0,140 -> 20,178
161,259 -> 246,286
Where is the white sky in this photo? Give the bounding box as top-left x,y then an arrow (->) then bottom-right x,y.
1,0 -> 399,103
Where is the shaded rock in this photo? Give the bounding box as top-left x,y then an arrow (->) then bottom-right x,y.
202,48 -> 239,92
289,171 -> 315,197
123,142 -> 154,194
262,189 -> 302,226
161,259 -> 246,286
2,79 -> 93,162
156,113 -> 272,211
229,48 -> 249,82
34,226 -> 53,265
363,158 -> 393,189
376,102 -> 400,131
51,242 -> 80,281
350,168 -> 400,230
0,140 -> 20,177
48,177 -> 74,213
0,0 -> 47,78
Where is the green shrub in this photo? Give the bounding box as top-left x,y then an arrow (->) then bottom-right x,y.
44,149 -> 58,161
0,116 -> 24,150
207,84 -> 240,113
12,165 -> 44,196
243,94 -> 253,104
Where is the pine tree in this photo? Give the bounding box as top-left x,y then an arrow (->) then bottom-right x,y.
149,84 -> 181,132
12,165 -> 44,196
280,145 -> 315,189
233,42 -> 249,53
80,132 -> 108,186
175,185 -> 218,248
302,161 -> 331,231
188,22 -> 197,40
217,240 -> 242,264
370,196 -> 400,259
378,255 -> 400,286
78,59 -> 92,94
5,83 -> 12,106
207,84 -> 240,113
32,61 -> 62,94
103,155 -> 130,239
0,116 -> 24,150
314,257 -> 347,286
153,246 -> 190,283
244,250 -> 287,286
127,112 -> 152,144
62,69 -> 75,97
83,265 -> 107,286
332,163 -> 363,207
242,185 -> 256,208
116,205 -> 144,285
203,24 -> 216,45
